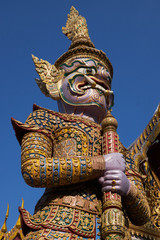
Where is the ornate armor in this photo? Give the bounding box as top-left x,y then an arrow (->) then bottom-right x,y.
12,105 -> 150,239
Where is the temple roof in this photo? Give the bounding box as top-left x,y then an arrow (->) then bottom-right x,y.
0,200 -> 24,240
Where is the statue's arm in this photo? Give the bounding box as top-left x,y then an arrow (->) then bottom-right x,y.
122,170 -> 151,225
21,131 -> 105,188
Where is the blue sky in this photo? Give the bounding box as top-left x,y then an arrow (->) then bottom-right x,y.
1,0 -> 160,231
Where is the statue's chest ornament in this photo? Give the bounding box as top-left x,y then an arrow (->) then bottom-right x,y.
53,127 -> 88,157
53,122 -> 102,158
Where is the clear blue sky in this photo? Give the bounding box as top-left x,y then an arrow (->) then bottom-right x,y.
1,0 -> 160,231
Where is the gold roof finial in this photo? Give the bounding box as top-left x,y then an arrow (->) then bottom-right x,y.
16,199 -> 24,229
0,204 -> 9,234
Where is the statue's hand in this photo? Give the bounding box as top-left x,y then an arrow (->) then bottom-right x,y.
99,153 -> 130,196
99,170 -> 130,196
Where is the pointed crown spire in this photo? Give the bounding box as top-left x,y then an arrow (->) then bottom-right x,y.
62,6 -> 95,49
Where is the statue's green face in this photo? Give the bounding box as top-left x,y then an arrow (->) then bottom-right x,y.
59,58 -> 113,116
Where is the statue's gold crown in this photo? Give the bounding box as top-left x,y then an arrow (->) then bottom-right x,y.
55,6 -> 113,78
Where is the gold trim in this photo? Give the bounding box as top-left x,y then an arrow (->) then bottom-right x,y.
129,223 -> 160,239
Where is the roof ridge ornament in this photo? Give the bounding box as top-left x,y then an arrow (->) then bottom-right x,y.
16,199 -> 24,229
0,204 -> 9,234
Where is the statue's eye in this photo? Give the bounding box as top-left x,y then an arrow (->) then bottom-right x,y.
86,68 -> 96,75
77,68 -> 96,75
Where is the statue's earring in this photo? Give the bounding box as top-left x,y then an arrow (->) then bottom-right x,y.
32,55 -> 64,100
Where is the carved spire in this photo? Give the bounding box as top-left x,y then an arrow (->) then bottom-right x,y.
101,110 -> 118,133
62,6 -> 95,50
62,6 -> 89,41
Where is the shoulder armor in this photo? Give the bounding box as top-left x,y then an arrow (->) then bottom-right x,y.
11,106 -> 57,145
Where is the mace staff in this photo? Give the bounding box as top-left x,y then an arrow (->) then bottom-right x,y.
101,110 -> 125,240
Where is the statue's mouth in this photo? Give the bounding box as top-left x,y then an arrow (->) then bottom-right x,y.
77,75 -> 112,96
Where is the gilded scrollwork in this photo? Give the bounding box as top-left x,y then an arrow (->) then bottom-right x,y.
62,6 -> 89,41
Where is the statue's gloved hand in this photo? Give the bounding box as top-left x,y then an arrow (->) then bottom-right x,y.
99,153 -> 130,196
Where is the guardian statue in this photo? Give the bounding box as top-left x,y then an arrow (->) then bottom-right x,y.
12,7 -> 160,240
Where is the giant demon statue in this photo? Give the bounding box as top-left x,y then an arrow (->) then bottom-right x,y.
12,6 -> 160,240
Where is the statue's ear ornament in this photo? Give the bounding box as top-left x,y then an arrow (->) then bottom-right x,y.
32,55 -> 64,100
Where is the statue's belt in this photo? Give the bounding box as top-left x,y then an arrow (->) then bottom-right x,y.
47,195 -> 101,215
